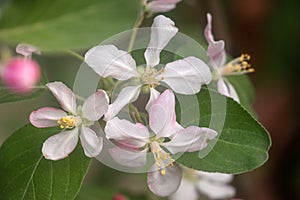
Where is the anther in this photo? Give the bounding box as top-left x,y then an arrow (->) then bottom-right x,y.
222,54 -> 254,75
57,116 -> 77,129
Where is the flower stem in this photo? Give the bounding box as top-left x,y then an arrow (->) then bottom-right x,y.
129,104 -> 143,124
127,9 -> 146,53
66,50 -> 84,61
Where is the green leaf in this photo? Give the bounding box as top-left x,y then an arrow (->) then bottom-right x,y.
176,87 -> 271,174
75,185 -> 113,200
0,72 -> 47,104
76,185 -> 150,200
0,0 -> 140,51
0,124 -> 91,200
226,75 -> 255,114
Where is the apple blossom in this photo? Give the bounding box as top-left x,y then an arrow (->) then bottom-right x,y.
205,13 -> 254,102
145,0 -> 183,13
30,82 -> 109,160
105,90 -> 217,197
1,44 -> 41,94
85,15 -> 212,120
170,168 -> 236,200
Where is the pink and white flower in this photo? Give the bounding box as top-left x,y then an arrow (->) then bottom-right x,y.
170,168 -> 236,200
30,82 -> 109,160
204,13 -> 254,102
145,0 -> 183,13
105,90 -> 217,197
85,15 -> 212,120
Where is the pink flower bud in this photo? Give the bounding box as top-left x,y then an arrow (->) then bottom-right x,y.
1,57 -> 41,94
112,194 -> 127,200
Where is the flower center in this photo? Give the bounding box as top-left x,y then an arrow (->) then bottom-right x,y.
150,141 -> 174,176
57,116 -> 78,129
140,66 -> 165,88
221,54 -> 254,75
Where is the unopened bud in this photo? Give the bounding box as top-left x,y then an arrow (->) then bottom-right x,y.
1,57 -> 41,94
112,193 -> 127,200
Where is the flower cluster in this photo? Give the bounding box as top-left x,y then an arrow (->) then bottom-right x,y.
28,13 -> 247,198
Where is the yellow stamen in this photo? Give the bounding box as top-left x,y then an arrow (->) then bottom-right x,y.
151,141 -> 175,176
57,116 -> 77,129
222,54 -> 254,75
140,67 -> 165,88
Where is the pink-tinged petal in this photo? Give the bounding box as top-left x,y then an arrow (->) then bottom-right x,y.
164,126 -> 218,154
227,81 -> 240,103
217,79 -> 240,102
169,178 -> 198,200
105,117 -> 149,147
104,85 -> 141,121
147,0 -> 182,13
147,162 -> 182,197
149,89 -> 176,138
109,147 -> 147,167
162,57 -> 212,95
80,126 -> 103,157
42,127 -> 79,160
144,15 -> 178,67
30,107 -> 67,128
204,13 -> 227,67
84,45 -> 138,80
207,41 -> 227,68
16,43 -> 40,57
145,88 -> 160,111
46,82 -> 77,114
197,173 -> 236,199
82,89 -> 109,121
197,171 -> 234,183
147,2 -> 175,13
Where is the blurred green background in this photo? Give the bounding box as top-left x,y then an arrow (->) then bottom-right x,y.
1,0 -> 300,199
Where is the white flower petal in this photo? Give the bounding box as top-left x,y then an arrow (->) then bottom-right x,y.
227,81 -> 240,103
149,89 -> 176,138
109,147 -> 147,167
82,89 -> 109,121
145,87 -> 160,111
46,82 -> 77,114
30,107 -> 67,128
197,171 -> 234,183
162,57 -> 212,94
84,45 -> 138,80
104,85 -> 141,121
42,127 -> 79,160
147,2 -> 176,13
217,79 -> 240,102
144,15 -> 178,67
204,13 -> 227,67
169,178 -> 198,200
147,162 -> 182,197
80,126 -> 103,157
164,126 -> 218,154
197,176 -> 236,199
105,117 -> 149,147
